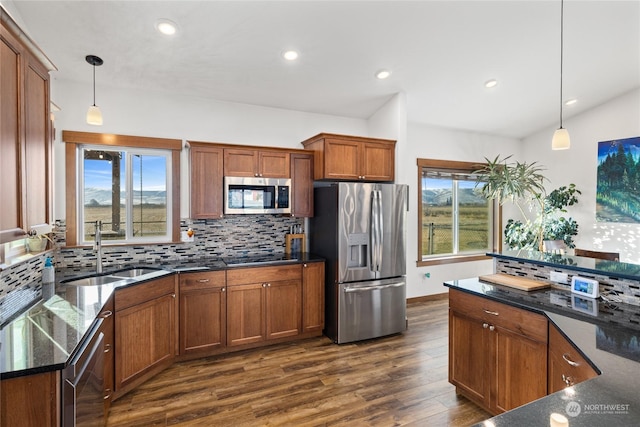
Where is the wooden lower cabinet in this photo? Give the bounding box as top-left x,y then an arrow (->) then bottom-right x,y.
302,262 -> 324,333
548,323 -> 599,393
179,270 -> 227,356
0,371 -> 59,427
448,289 -> 548,415
114,275 -> 177,398
226,264 -> 302,347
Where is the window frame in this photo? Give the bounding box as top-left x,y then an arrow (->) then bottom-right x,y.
63,131 -> 182,247
417,158 -> 501,267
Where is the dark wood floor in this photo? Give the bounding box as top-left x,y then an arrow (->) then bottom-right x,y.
107,298 -> 491,426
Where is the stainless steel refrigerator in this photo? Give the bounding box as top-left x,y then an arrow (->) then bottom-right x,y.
310,182 -> 408,343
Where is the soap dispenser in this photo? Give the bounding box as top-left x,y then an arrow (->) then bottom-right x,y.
43,257 -> 55,284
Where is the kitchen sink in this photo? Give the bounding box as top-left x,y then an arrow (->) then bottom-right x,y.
62,275 -> 123,287
110,268 -> 161,278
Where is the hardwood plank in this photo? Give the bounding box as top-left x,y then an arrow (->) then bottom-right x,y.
107,299 -> 491,426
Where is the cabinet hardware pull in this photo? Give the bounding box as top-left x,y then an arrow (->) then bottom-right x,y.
483,309 -> 499,316
221,288 -> 226,292
101,310 -> 113,319
562,353 -> 580,367
489,325 -> 495,331
104,343 -> 111,353
172,294 -> 176,298
197,279 -> 210,283
482,323 -> 489,329
303,264 -> 308,267
104,390 -> 112,400
267,283 -> 271,287
562,374 -> 574,386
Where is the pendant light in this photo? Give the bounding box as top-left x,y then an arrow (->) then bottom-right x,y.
86,55 -> 103,126
552,0 -> 570,150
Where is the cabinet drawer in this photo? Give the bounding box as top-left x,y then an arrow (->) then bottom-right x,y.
180,271 -> 225,290
449,289 -> 547,342
115,275 -> 176,310
227,264 -> 301,286
548,323 -> 598,392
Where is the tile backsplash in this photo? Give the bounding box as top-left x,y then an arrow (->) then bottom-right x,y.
0,215 -> 305,318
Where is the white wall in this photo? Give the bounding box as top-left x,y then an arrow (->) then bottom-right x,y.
405,123 -> 522,298
522,88 -> 640,263
50,79 -> 369,220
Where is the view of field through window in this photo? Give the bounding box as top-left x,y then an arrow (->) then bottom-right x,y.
82,148 -> 168,242
421,175 -> 491,257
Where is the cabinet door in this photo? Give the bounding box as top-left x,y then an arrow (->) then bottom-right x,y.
323,139 -> 360,180
302,262 -> 324,333
266,279 -> 301,340
226,283 -> 266,346
115,293 -> 175,391
494,326 -> 547,413
259,151 -> 290,178
0,371 -> 58,427
0,36 -> 22,241
449,309 -> 490,408
23,61 -> 50,229
548,323 -> 598,393
180,272 -> 227,355
290,153 -> 314,217
190,144 -> 224,219
360,141 -> 394,182
224,148 -> 257,177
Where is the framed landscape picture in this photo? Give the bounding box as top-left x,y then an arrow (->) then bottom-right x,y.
597,136 -> 640,223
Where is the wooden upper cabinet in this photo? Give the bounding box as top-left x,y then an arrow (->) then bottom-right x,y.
224,148 -> 290,178
189,142 -> 224,219
301,133 -> 396,182
290,152 -> 314,217
0,15 -> 53,243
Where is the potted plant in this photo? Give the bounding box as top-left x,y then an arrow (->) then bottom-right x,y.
474,155 -> 581,251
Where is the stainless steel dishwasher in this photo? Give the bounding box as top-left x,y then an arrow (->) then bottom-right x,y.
62,318 -> 106,427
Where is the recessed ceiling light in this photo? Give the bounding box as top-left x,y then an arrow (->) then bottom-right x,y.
484,79 -> 498,88
565,98 -> 577,106
375,69 -> 391,80
282,50 -> 299,61
155,19 -> 178,36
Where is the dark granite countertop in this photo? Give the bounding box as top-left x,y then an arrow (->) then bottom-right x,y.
490,250 -> 640,282
0,253 -> 323,379
445,278 -> 640,426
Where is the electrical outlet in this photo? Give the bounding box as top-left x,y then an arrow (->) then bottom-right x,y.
550,271 -> 568,283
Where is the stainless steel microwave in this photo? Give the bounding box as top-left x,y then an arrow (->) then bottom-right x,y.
224,176 -> 291,214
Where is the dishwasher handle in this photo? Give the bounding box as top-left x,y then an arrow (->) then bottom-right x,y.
344,282 -> 405,293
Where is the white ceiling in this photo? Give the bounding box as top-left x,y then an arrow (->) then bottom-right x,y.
7,0 -> 640,139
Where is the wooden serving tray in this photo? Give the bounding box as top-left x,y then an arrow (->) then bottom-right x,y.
479,273 -> 550,291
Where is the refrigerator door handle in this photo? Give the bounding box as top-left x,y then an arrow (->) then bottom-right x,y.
376,189 -> 384,271
370,189 -> 382,272
343,282 -> 405,293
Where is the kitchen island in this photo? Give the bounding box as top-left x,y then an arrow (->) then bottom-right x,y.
445,251 -> 640,426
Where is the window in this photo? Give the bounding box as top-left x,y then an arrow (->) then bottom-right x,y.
79,146 -> 171,244
417,159 -> 499,266
63,131 -> 182,246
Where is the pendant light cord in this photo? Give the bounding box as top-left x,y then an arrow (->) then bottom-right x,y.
92,63 -> 97,107
559,0 -> 564,128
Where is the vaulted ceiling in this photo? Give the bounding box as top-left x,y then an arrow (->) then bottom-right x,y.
7,0 -> 640,139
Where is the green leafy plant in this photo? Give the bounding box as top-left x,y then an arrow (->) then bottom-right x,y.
474,156 -> 581,250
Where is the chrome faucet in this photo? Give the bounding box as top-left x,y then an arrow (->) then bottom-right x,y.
94,220 -> 103,274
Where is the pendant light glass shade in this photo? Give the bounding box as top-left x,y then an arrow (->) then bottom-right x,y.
85,55 -> 103,126
86,105 -> 103,125
552,127 -> 570,150
552,0 -> 570,150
